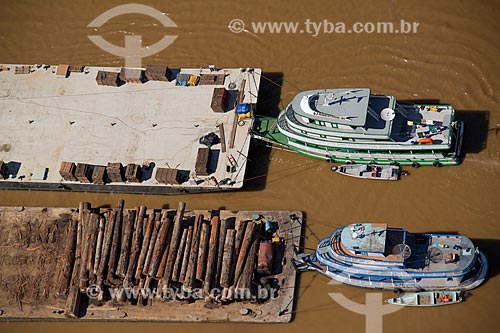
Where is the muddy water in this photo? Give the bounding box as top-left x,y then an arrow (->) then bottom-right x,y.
1,0 -> 499,332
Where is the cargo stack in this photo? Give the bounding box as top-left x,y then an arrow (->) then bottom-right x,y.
125,164 -> 141,182
155,168 -> 182,185
107,162 -> 123,182
195,148 -> 211,176
95,71 -> 121,87
199,73 -> 225,85
145,65 -> 171,81
92,165 -> 106,185
211,87 -> 230,113
119,68 -> 146,83
68,65 -> 84,73
59,161 -> 77,181
75,163 -> 92,183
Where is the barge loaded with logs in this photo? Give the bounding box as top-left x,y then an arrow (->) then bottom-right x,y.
0,64 -> 261,194
0,201 -> 303,323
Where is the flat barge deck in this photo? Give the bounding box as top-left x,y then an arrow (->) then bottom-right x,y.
0,64 -> 262,194
0,201 -> 303,323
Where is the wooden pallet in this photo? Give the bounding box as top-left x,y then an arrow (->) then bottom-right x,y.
107,162 -> 123,182
92,165 -> 106,185
75,163 -> 91,183
59,161 -> 77,181
125,164 -> 141,182
155,167 -> 182,185
15,66 -> 31,74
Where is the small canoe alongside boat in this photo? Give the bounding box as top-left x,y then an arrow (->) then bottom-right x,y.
331,164 -> 402,180
386,291 -> 463,307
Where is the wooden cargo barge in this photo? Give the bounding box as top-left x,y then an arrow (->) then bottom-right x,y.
0,201 -> 303,323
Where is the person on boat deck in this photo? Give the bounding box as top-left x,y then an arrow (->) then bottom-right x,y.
440,294 -> 450,303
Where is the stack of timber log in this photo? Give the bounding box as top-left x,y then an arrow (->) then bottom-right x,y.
58,200 -> 294,318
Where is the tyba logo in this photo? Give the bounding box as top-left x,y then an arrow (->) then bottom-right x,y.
87,3 -> 177,67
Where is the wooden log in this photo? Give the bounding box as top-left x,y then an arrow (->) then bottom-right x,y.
64,202 -> 88,317
87,211 -> 100,283
136,278 -> 145,306
148,211 -> 171,278
220,229 -> 236,288
233,221 -> 255,284
143,212 -> 162,274
93,216 -> 106,275
184,214 -> 202,290
156,210 -> 172,278
215,218 -> 227,287
135,211 -> 155,280
79,211 -> 96,290
203,215 -> 220,296
116,209 -> 135,277
179,225 -> 193,282
195,219 -> 210,281
107,199 -> 125,279
229,79 -> 246,149
126,206 -> 146,281
172,227 -> 188,282
97,210 -> 116,277
236,224 -> 260,293
234,219 -> 247,258
56,214 -> 78,297
161,202 -> 186,286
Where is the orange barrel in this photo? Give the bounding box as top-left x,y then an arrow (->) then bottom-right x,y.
257,241 -> 273,275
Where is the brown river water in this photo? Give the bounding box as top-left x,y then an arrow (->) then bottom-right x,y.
1,0 -> 499,332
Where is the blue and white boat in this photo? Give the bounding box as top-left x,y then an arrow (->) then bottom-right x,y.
295,223 -> 488,291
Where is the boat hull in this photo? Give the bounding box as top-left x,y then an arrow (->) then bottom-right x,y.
296,251 -> 488,291
333,164 -> 400,180
386,291 -> 463,306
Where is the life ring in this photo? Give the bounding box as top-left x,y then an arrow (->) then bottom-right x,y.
331,166 -> 338,172
412,162 -> 421,168
346,160 -> 354,165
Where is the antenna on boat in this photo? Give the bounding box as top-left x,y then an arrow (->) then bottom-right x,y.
380,108 -> 396,121
392,244 -> 412,259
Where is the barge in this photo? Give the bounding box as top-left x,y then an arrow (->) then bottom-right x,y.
0,64 -> 262,194
0,201 -> 303,322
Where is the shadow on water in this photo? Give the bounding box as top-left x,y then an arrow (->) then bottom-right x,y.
455,110 -> 490,154
472,239 -> 500,279
243,72 -> 283,192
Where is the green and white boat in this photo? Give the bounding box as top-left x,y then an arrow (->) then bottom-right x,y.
253,88 -> 464,167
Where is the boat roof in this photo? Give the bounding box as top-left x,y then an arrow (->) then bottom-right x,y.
0,64 -> 261,189
292,88 -> 371,126
341,223 -> 388,253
